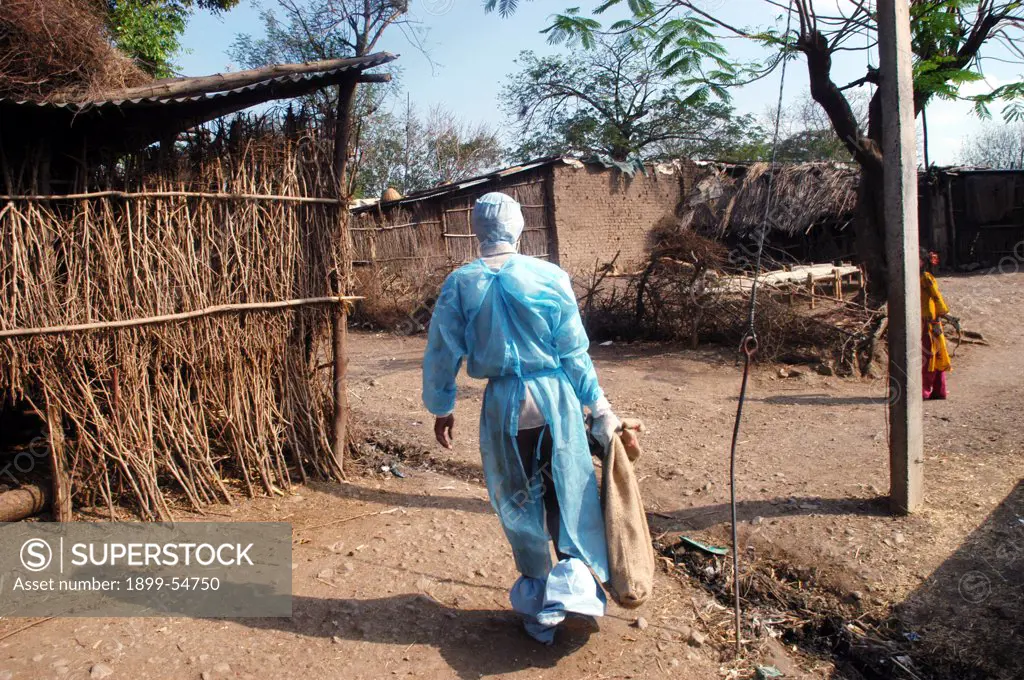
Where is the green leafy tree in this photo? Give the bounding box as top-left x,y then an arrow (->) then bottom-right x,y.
490,0 -> 1024,298
231,0 -> 421,200
105,1 -> 239,77
357,104 -> 503,196
502,37 -> 764,162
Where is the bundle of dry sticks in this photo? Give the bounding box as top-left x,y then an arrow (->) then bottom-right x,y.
1,135 -> 350,519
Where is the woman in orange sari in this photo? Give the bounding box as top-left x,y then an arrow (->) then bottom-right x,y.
920,249 -> 951,400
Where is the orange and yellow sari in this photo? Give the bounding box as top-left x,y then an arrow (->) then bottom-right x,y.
920,272 -> 951,398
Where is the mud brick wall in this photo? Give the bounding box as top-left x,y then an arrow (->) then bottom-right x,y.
551,163 -> 691,275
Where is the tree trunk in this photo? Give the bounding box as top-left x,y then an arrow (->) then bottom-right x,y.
855,166 -> 889,303
800,31 -> 889,303
330,78 -> 359,481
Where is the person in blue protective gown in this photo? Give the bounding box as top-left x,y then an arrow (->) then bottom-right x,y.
422,191 -> 621,644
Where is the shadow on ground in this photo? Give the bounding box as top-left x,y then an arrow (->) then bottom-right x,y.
895,480 -> 1024,679
306,480 -> 493,515
237,594 -> 590,680
589,342 -> 734,366
750,393 -> 887,407
652,489 -> 1023,679
350,355 -> 424,375
651,495 -> 890,532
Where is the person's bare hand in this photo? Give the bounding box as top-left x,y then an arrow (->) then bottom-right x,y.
434,414 -> 455,449
620,426 -> 639,450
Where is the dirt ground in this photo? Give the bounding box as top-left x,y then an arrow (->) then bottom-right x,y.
1,271 -> 1021,680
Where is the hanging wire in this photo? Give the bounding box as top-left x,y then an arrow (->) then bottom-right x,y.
727,0 -> 794,659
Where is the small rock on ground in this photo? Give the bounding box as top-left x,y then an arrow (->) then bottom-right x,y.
90,663 -> 114,679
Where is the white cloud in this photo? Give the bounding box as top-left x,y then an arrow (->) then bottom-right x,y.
958,74 -> 1008,97
919,76 -> 1011,165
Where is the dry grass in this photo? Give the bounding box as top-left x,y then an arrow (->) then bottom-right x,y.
654,529 -> 999,680
579,226 -> 864,364
0,0 -> 148,102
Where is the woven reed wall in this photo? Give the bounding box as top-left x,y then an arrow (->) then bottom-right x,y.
351,168 -> 555,268
0,138 -> 347,519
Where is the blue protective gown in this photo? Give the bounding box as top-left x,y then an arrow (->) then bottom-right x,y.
422,254 -> 610,586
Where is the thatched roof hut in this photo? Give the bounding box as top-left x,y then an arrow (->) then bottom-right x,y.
681,161 -> 860,239
684,161 -> 860,236
675,161 -> 860,263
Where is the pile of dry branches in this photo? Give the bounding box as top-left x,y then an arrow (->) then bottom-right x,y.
578,221 -> 884,372
0,0 -> 148,102
0,132 -> 346,518
352,262 -> 448,332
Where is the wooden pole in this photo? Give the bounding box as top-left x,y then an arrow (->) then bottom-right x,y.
879,0 -> 924,514
0,296 -> 360,340
783,288 -> 885,315
331,311 -> 348,480
46,407 -> 71,521
330,77 -> 359,480
0,483 -> 50,522
0,190 -> 343,204
89,53 -> 396,101
860,265 -> 868,310
807,272 -> 815,309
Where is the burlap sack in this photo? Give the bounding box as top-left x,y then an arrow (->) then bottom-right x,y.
602,428 -> 654,609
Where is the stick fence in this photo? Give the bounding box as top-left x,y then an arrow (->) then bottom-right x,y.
1,190 -> 342,205
1,136 -> 350,520
0,296 -> 362,340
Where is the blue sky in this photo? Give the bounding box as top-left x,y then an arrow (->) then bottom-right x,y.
179,1 -> 1021,165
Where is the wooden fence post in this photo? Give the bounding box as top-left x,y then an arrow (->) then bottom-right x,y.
859,265 -> 868,310
330,76 -> 359,480
47,406 -> 72,521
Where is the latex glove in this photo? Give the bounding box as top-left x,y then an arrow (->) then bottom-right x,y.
590,396 -> 621,450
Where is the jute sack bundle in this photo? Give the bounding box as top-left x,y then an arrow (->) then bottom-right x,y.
602,422 -> 654,608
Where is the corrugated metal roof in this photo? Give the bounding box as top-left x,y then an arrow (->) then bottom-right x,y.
1,53 -> 396,112
353,156 -> 569,212
351,155 -> 695,213
933,165 -> 1024,175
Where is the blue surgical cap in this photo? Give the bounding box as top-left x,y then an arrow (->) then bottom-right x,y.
472,192 -> 525,246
